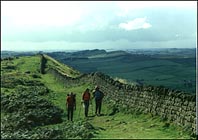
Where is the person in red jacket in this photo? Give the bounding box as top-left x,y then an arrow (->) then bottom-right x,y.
82,88 -> 91,117
66,92 -> 76,121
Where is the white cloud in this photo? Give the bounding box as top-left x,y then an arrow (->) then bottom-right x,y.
119,17 -> 152,31
2,38 -> 195,51
116,1 -> 196,9
1,1 -> 196,51
1,1 -> 117,32
1,1 -> 86,27
116,1 -> 196,17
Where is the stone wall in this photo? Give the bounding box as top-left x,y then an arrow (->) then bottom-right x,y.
42,55 -> 196,135
40,54 -> 47,74
47,68 -> 91,87
91,72 -> 196,135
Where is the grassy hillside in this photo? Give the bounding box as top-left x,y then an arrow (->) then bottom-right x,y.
43,54 -> 80,78
1,55 -> 95,139
1,55 -> 193,139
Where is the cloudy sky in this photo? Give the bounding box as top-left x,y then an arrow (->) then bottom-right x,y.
1,1 -> 197,51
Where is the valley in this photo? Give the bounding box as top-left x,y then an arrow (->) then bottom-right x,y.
45,48 -> 196,93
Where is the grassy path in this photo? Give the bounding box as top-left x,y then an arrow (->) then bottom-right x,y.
40,73 -> 191,139
89,112 -> 188,139
41,73 -> 93,121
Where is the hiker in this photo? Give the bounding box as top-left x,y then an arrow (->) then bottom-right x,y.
82,88 -> 91,117
92,86 -> 104,116
66,92 -> 76,121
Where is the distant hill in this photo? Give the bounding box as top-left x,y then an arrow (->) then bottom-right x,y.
1,48 -> 196,93
46,48 -> 196,94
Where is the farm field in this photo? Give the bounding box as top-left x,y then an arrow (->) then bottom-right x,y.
46,48 -> 196,93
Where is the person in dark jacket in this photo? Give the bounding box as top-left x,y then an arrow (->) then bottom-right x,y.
66,92 -> 76,121
92,86 -> 104,116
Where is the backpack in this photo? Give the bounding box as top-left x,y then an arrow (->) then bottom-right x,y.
67,94 -> 75,106
83,92 -> 90,101
94,90 -> 103,100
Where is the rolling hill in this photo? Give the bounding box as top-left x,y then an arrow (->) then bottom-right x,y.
46,48 -> 196,94
1,54 -> 195,139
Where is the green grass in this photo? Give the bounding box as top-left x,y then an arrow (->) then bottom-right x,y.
89,112 -> 191,139
44,54 -> 80,78
41,72 -> 94,121
40,72 -> 192,139
12,56 -> 41,73
1,55 -> 194,139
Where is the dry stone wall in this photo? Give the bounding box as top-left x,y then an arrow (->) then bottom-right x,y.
40,54 -> 47,74
47,68 -> 91,87
41,55 -> 196,135
91,72 -> 196,135
47,69 -> 196,134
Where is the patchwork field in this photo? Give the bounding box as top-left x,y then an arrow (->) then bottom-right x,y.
46,48 -> 196,93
